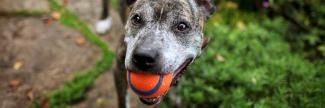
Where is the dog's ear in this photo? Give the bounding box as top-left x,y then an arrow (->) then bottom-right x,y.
127,0 -> 137,5
201,37 -> 209,50
195,0 -> 215,18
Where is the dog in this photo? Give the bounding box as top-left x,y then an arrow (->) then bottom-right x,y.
96,0 -> 214,107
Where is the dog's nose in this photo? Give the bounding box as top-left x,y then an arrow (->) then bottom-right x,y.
132,49 -> 159,71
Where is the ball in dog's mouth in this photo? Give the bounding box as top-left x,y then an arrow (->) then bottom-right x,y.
128,58 -> 193,105
127,71 -> 172,105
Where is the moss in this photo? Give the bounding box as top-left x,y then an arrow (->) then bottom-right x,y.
1,10 -> 46,17
16,10 -> 45,16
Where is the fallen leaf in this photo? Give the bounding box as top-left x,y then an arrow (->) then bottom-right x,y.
51,11 -> 61,20
42,17 -> 54,26
215,54 -> 225,62
13,61 -> 23,70
41,100 -> 48,108
226,1 -> 238,9
236,21 -> 246,30
75,36 -> 86,46
96,98 -> 105,106
9,79 -> 22,90
62,0 -> 69,6
26,88 -> 34,100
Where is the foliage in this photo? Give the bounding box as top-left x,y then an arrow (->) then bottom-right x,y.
174,17 -> 325,108
269,0 -> 325,60
212,0 -> 325,59
32,0 -> 115,108
163,1 -> 325,107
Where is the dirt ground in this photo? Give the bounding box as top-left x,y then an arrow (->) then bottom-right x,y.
0,0 -> 148,108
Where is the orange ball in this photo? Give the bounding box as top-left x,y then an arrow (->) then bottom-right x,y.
127,71 -> 172,99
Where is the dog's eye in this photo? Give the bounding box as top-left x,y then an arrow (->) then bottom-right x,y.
131,14 -> 143,25
175,22 -> 190,32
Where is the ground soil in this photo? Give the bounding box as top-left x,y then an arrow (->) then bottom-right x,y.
0,0 -> 149,108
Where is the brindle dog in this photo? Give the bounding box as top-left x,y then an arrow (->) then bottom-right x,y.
96,0 -> 214,107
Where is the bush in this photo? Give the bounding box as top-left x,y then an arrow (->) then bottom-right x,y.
212,0 -> 325,59
173,18 -> 325,108
269,0 -> 325,60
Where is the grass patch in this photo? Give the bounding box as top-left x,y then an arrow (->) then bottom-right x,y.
14,10 -> 46,17
110,0 -> 118,10
0,10 -> 46,17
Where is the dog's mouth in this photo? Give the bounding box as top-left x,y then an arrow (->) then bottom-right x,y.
139,96 -> 163,105
171,58 -> 193,86
138,58 -> 193,105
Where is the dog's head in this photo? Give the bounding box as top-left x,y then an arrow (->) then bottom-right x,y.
124,0 -> 213,105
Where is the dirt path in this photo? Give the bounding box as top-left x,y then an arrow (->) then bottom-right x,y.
0,0 -> 147,108
0,15 -> 100,108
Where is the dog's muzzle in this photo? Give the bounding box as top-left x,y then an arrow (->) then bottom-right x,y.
129,58 -> 193,105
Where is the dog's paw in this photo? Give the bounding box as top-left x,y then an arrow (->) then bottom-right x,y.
95,17 -> 112,34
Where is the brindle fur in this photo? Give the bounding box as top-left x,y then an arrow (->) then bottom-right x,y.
100,0 -> 213,107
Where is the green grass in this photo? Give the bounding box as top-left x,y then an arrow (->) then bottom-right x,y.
13,10 -> 46,17
110,0 -> 118,9
32,0 -> 115,108
0,10 -> 46,17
